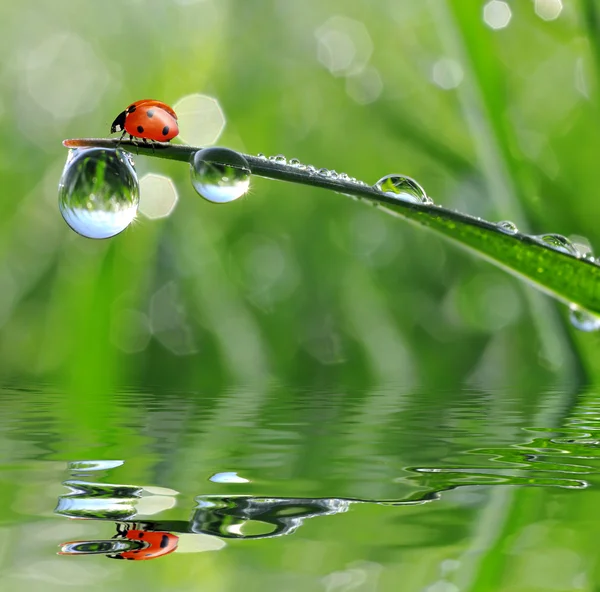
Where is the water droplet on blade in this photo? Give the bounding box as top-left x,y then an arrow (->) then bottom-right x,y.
532,233 -> 580,257
58,148 -> 139,239
497,220 -> 519,235
569,305 -> 600,332
374,174 -> 428,204
190,147 -> 251,204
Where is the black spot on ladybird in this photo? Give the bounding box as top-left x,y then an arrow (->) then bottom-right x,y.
146,109 -> 154,118
160,535 -> 169,548
138,532 -> 145,538
162,126 -> 170,136
127,105 -> 137,113
137,125 -> 144,134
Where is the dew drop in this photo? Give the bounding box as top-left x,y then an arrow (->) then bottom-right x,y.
339,173 -> 350,181
289,158 -> 301,167
497,220 -> 519,235
306,165 -> 317,174
269,154 -> 287,164
532,233 -> 580,257
58,148 -> 139,239
257,153 -> 267,160
318,168 -> 330,176
374,174 -> 428,204
190,147 -> 251,204
569,305 -> 600,332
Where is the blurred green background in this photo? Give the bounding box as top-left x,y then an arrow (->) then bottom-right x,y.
2,0 -> 600,590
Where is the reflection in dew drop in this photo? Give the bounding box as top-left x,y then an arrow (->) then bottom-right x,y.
209,471 -> 250,484
531,233 -> 580,257
497,220 -> 519,235
569,305 -> 600,332
374,174 -> 429,204
59,539 -> 144,556
190,147 -> 251,204
58,148 -> 139,239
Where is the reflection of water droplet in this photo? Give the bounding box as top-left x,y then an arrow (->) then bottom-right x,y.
69,460 -> 124,473
374,174 -> 428,204
497,220 -> 519,235
532,233 -> 580,257
59,539 -> 144,556
569,305 -> 600,332
209,471 -> 250,484
190,147 -> 251,204
58,148 -> 139,239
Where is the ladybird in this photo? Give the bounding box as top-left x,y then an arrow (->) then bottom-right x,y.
109,529 -> 179,561
110,99 -> 179,143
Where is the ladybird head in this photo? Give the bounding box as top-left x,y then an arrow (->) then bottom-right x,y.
110,110 -> 127,134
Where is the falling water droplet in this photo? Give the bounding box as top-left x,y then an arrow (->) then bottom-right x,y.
58,148 -> 139,239
374,174 -> 428,204
190,147 -> 251,204
532,234 -> 580,257
497,220 -> 519,235
569,305 -> 600,332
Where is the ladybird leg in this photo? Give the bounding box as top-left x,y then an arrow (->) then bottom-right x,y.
116,130 -> 126,148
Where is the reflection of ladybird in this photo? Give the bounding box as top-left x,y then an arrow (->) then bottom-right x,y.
110,529 -> 179,561
110,99 -> 179,142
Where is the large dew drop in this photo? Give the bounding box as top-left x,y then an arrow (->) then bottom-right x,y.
374,174 -> 429,204
190,147 -> 250,204
58,148 -> 139,239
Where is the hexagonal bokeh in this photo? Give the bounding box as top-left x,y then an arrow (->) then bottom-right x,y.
535,0 -> 563,21
139,173 -> 179,219
483,0 -> 512,30
173,93 -> 226,146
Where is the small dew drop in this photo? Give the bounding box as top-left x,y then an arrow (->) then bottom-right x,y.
374,174 -> 428,204
497,220 -> 519,235
569,305 -> 600,332
531,233 -> 580,258
329,170 -> 339,179
306,165 -> 317,174
289,158 -> 301,167
257,153 -> 267,160
318,168 -> 330,176
58,148 -> 139,239
339,173 -> 350,181
269,154 -> 287,164
190,147 -> 251,204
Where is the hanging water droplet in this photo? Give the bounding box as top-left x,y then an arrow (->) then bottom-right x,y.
532,233 -> 580,257
58,148 -> 139,239
190,147 -> 251,204
497,220 -> 519,235
569,305 -> 600,332
374,174 -> 428,204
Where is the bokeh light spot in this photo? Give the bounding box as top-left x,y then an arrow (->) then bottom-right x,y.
432,58 -> 464,90
345,66 -> 383,105
315,16 -> 373,77
483,1 -> 512,30
535,0 -> 563,21
139,173 -> 179,219
173,94 -> 226,146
